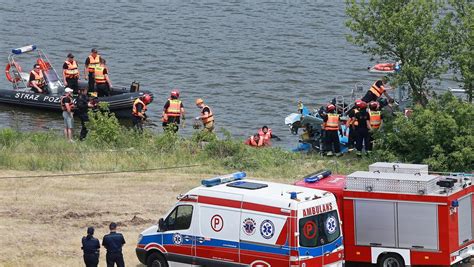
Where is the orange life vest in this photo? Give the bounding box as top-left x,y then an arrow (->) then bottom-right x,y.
60,95 -> 74,111
166,99 -> 182,117
369,82 -> 385,97
94,66 -> 107,84
87,55 -> 101,73
246,135 -> 262,147
64,60 -> 79,79
258,128 -> 272,145
132,98 -> 146,116
29,70 -> 45,87
200,105 -> 214,124
324,113 -> 340,131
369,110 -> 382,129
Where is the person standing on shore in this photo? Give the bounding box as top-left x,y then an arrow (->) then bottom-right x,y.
162,90 -> 185,133
63,53 -> 80,94
84,48 -> 101,92
132,94 -> 152,132
81,226 -> 100,267
321,104 -> 342,156
60,87 -> 75,142
102,222 -> 126,267
76,88 -> 95,140
195,98 -> 214,133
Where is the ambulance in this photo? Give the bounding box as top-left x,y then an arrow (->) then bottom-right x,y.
296,162 -> 474,267
136,172 -> 344,267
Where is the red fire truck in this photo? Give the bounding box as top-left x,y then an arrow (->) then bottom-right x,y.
296,162 -> 473,267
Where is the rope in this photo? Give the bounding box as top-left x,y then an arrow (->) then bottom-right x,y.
0,164 -> 206,180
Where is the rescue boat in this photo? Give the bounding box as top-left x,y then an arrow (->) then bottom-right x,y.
1,45 -> 153,117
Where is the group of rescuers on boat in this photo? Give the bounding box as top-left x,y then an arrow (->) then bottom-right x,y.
30,48 -> 215,142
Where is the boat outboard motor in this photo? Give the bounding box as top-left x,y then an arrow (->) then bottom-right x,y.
130,81 -> 140,92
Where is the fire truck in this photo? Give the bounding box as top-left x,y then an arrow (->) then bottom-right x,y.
296,162 -> 474,267
136,172 -> 344,267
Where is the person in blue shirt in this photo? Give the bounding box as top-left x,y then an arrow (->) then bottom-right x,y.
82,226 -> 100,267
102,222 -> 126,267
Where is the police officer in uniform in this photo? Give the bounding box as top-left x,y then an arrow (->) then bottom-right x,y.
82,226 -> 100,267
102,222 -> 126,267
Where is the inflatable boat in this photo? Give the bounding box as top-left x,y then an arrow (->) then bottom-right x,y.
2,45 -> 153,117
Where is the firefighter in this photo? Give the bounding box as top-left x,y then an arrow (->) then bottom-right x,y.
29,64 -> 46,94
60,88 -> 75,142
102,222 -> 126,267
76,88 -> 96,141
195,98 -> 214,133
321,104 -> 342,156
368,101 -> 382,151
361,77 -> 393,103
94,58 -> 112,97
81,226 -> 100,267
353,100 -> 372,156
162,90 -> 185,133
84,48 -> 101,92
346,99 -> 365,151
132,94 -> 152,133
62,53 -> 80,94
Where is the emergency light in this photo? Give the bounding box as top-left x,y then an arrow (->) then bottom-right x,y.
304,170 -> 332,183
12,45 -> 37,54
201,172 -> 246,187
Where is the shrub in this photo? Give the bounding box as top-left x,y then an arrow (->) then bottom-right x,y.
85,103 -> 122,146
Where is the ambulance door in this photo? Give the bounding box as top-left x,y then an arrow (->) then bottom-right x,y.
159,203 -> 196,265
297,201 -> 324,267
195,192 -> 243,266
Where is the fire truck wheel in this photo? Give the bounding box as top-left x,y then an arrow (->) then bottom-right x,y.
146,252 -> 168,267
378,253 -> 405,267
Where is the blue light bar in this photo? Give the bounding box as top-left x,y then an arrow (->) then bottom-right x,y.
304,170 -> 332,183
12,45 -> 36,54
201,172 -> 246,187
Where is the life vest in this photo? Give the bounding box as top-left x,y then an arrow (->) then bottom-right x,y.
350,109 -> 359,126
166,99 -> 182,117
60,95 -> 73,111
258,128 -> 272,144
200,105 -> 214,124
64,60 -> 79,79
369,110 -> 382,129
246,135 -> 261,147
87,55 -> 101,73
132,98 -> 147,116
29,70 -> 45,87
324,113 -> 339,131
369,81 -> 385,97
94,66 -> 107,84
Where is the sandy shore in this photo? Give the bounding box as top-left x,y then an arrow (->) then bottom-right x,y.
0,170 -> 471,267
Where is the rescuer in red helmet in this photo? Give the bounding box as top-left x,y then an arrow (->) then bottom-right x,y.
321,103 -> 342,156
132,93 -> 152,132
162,89 -> 185,133
368,101 -> 383,151
352,100 -> 372,156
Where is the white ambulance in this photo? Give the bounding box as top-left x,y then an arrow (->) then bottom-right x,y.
136,172 -> 344,267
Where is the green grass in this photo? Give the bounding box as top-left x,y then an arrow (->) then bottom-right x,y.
0,127 -> 375,179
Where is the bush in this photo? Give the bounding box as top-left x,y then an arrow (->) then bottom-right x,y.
85,103 -> 122,146
376,93 -> 474,171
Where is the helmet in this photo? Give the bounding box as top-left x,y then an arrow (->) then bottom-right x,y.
356,100 -> 367,109
326,104 -> 336,112
195,98 -> 204,105
142,94 -> 152,104
369,101 -> 379,110
170,90 -> 180,98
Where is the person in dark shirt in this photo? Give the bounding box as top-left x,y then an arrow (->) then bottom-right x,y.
361,78 -> 393,103
84,48 -> 101,92
82,226 -> 100,267
76,88 -> 95,140
162,90 -> 185,132
29,64 -> 47,94
353,101 -> 372,156
63,53 -> 80,94
102,222 -> 126,267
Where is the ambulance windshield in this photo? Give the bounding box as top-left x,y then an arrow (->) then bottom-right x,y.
299,210 -> 340,247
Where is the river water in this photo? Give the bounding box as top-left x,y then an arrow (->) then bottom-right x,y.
0,0 -> 449,148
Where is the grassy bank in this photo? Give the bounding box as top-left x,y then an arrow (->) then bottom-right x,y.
0,127 -> 373,179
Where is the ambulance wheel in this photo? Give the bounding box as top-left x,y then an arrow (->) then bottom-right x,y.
378,253 -> 405,267
147,252 -> 168,267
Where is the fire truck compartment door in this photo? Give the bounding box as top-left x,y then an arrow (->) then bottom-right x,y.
397,202 -> 438,250
458,194 -> 473,245
355,200 -> 396,247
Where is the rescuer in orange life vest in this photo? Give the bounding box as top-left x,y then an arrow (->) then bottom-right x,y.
62,53 -> 80,94
84,48 -> 101,92
353,100 -> 372,156
94,58 -> 112,97
367,101 -> 383,152
29,63 -> 47,94
345,99 -> 366,151
195,98 -> 215,133
132,94 -> 152,133
162,90 -> 185,133
361,77 -> 393,103
321,104 -> 342,156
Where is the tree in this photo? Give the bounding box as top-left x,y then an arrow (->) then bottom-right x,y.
345,0 -> 452,105
376,93 -> 474,172
448,0 -> 474,102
